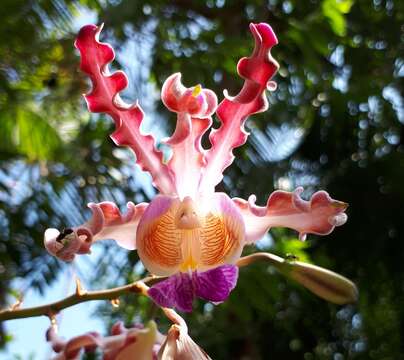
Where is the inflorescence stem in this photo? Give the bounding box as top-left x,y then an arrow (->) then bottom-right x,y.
0,276 -> 157,322
0,254 -> 282,323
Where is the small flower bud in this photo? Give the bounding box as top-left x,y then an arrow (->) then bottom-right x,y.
282,261 -> 358,305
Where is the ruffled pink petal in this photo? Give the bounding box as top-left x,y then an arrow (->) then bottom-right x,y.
233,187 -> 348,243
64,332 -> 102,358
200,23 -> 279,194
47,321 -> 159,360
161,73 -> 188,113
75,24 -> 175,194
47,326 -> 103,359
161,73 -> 217,118
167,116 -> 212,198
162,73 -> 217,198
165,112 -> 193,146
44,201 -> 148,262
201,89 -> 218,117
87,201 -> 148,249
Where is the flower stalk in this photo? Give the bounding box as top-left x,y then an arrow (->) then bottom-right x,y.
0,276 -> 157,321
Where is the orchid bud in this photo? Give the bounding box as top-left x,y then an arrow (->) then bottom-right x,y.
282,260 -> 358,305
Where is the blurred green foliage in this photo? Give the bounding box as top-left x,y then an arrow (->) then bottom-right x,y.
0,0 -> 403,359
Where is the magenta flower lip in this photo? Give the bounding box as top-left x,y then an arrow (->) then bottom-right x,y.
148,264 -> 239,312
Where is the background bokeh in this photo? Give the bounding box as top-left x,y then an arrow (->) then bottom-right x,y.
0,0 -> 403,359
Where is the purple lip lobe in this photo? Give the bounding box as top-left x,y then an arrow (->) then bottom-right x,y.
148,265 -> 239,312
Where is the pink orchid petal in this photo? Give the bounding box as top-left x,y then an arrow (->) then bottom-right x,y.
47,326 -> 103,359
158,328 -> 178,360
161,73 -> 187,112
44,228 -> 89,262
158,322 -> 212,360
162,73 -> 217,198
48,322 -> 158,360
165,112 -> 192,146
201,89 -> 218,117
136,195 -> 182,276
75,24 -> 175,194
200,23 -> 279,193
197,192 -> 245,270
233,187 -> 348,243
161,73 -> 218,117
136,193 -> 245,277
44,201 -> 148,262
87,201 -> 148,249
174,329 -> 212,360
110,321 -> 127,336
167,116 -> 212,198
64,332 -> 103,358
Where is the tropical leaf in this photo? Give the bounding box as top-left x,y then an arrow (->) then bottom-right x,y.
0,108 -> 62,161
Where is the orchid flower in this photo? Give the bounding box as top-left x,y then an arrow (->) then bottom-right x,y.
47,321 -> 161,360
44,23 -> 348,312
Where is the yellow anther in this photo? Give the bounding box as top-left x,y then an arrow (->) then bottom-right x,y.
192,84 -> 202,97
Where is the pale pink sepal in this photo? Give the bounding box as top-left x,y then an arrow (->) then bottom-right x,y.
200,23 -> 279,193
47,327 -> 102,359
162,73 -> 217,198
44,201 -> 148,262
233,187 -> 348,243
75,24 -> 175,194
157,313 -> 212,360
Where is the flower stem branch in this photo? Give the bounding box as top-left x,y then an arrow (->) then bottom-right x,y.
237,252 -> 358,305
237,252 -> 285,268
0,276 -> 160,322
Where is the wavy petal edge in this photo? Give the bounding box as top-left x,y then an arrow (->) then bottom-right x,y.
199,22 -> 279,194
75,24 -> 175,194
44,201 -> 148,262
233,187 -> 348,243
